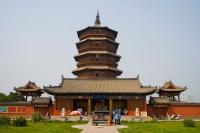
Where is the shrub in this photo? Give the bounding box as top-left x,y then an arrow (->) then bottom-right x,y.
32,112 -> 42,122
183,118 -> 195,127
0,116 -> 11,128
13,117 -> 27,127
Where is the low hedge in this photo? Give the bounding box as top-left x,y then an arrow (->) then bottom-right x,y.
13,117 -> 27,127
183,118 -> 196,127
0,116 -> 11,127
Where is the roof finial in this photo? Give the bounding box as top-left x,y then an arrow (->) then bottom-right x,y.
61,74 -> 64,79
95,10 -> 101,26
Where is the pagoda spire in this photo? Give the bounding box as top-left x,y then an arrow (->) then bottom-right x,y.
95,10 -> 101,26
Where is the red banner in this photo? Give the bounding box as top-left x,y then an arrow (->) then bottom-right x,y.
17,106 -> 25,113
8,106 -> 16,112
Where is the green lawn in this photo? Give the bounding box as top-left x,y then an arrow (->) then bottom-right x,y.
2,120 -> 200,133
119,121 -> 200,133
0,121 -> 85,133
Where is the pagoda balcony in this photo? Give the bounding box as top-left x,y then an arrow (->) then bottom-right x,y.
76,62 -> 118,68
74,51 -> 121,63
78,48 -> 116,54
80,34 -> 115,41
72,66 -> 123,77
76,38 -> 119,50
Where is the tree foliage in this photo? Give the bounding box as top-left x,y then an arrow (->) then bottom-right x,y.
0,92 -> 25,102
0,93 -> 7,102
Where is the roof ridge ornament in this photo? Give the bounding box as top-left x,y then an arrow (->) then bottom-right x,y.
95,10 -> 101,27
61,74 -> 64,80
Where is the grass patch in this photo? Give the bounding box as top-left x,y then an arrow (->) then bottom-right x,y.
0,121 -> 85,133
119,121 -> 200,133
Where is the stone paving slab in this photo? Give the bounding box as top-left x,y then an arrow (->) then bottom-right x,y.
72,119 -> 128,133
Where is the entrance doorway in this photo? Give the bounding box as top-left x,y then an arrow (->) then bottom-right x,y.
73,99 -> 88,113
113,100 -> 127,109
92,99 -> 109,111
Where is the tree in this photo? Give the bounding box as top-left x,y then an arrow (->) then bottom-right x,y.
0,93 -> 7,102
7,92 -> 25,102
0,92 -> 25,102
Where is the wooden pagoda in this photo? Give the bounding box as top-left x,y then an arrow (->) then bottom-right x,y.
72,12 -> 122,78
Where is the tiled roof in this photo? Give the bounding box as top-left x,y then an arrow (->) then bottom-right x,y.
44,78 -> 156,95
159,80 -> 186,92
150,97 -> 200,106
14,81 -> 43,92
170,101 -> 200,105
32,97 -> 51,105
77,26 -> 118,38
0,101 -> 31,105
159,88 -> 186,92
150,97 -> 171,105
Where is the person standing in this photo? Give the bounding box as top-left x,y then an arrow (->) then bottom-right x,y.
114,110 -> 118,124
111,110 -> 115,123
80,113 -> 83,120
118,109 -> 121,125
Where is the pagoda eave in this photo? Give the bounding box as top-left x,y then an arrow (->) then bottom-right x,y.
76,37 -> 119,45
158,88 -> 186,93
77,26 -> 118,38
74,51 -> 121,62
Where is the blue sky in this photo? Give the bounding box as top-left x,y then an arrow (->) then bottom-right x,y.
0,0 -> 200,102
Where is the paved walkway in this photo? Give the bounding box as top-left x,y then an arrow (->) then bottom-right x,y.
72,118 -> 128,133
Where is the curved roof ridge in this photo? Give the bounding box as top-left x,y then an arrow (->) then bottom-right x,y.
44,77 -> 156,95
62,77 -> 139,80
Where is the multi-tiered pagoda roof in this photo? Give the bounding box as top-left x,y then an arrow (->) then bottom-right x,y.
72,12 -> 122,78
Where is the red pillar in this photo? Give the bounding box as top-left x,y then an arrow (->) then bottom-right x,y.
144,97 -> 147,111
53,97 -> 57,115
